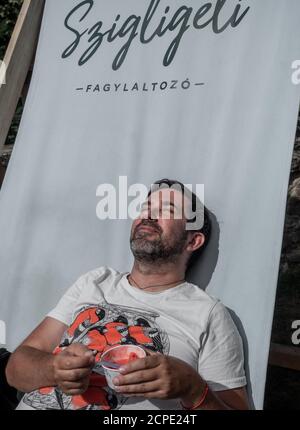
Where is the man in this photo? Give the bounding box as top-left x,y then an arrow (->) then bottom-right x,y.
7,179 -> 249,410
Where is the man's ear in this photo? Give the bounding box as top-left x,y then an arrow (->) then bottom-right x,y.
186,232 -> 205,253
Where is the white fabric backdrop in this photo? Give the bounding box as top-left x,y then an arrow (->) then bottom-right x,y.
1,0 -> 300,409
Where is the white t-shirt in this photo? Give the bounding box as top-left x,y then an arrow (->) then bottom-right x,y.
17,266 -> 246,410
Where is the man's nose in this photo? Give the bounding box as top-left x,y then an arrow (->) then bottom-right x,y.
148,205 -> 160,220
139,207 -> 159,221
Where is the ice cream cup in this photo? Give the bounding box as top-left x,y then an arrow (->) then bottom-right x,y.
101,344 -> 146,390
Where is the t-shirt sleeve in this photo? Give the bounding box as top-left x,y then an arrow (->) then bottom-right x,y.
46,274 -> 86,326
198,301 -> 247,391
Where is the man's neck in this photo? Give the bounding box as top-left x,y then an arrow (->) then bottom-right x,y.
129,260 -> 186,292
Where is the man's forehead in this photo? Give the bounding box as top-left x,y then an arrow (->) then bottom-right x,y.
147,188 -> 190,207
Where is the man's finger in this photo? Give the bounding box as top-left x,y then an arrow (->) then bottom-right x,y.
115,380 -> 161,395
60,383 -> 89,396
60,380 -> 89,391
143,348 -> 161,356
114,368 -> 158,386
58,353 -> 95,370
65,343 -> 93,357
56,367 -> 92,382
119,355 -> 161,375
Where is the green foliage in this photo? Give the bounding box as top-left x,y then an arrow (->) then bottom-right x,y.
0,0 -> 23,59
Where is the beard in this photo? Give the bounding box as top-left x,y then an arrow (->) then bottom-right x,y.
130,221 -> 188,264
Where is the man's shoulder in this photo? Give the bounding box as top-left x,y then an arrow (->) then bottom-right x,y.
183,281 -> 220,311
185,280 -> 217,300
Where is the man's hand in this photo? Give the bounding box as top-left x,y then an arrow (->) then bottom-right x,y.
112,349 -> 204,404
53,343 -> 95,396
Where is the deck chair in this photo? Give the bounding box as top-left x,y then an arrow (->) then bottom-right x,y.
0,349 -> 19,410
0,0 -> 300,410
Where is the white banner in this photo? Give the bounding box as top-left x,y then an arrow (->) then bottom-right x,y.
0,0 -> 300,409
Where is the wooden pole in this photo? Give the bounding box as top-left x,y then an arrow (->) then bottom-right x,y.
269,342 -> 300,371
0,0 -> 45,153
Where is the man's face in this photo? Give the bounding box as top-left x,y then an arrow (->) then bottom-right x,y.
130,188 -> 191,264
